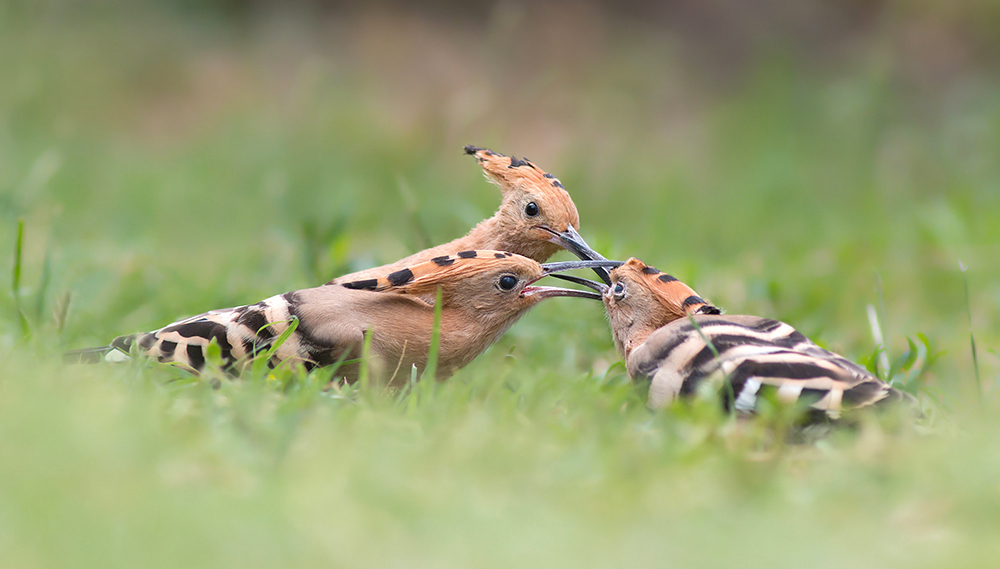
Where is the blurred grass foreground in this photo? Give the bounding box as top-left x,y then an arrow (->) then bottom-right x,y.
2,1 -> 1000,567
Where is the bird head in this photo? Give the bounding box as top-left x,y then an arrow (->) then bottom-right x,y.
548,257 -> 720,357
465,146 -> 607,273
340,250 -> 621,325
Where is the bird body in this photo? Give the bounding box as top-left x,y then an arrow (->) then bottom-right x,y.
70,252 -> 619,385
331,146 -> 592,284
626,313 -> 911,415
566,258 -> 913,419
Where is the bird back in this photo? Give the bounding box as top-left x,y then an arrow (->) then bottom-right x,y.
630,314 -> 914,418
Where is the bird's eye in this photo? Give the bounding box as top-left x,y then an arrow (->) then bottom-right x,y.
524,202 -> 539,217
612,282 -> 626,301
498,275 -> 518,291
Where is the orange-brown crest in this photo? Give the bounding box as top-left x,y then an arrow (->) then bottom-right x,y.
463,146 -> 581,260
465,147 -> 567,199
340,250 -> 542,296
612,258 -> 717,319
604,258 -> 720,356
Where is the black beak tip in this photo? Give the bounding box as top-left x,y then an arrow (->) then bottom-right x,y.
549,227 -> 614,285
591,267 -> 612,286
555,231 -> 600,258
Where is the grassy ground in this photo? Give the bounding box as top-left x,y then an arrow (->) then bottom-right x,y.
2,2 -> 1000,567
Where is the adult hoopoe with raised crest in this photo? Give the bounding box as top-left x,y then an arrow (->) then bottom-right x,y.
558,258 -> 915,420
330,145 -> 610,285
67,252 -> 620,384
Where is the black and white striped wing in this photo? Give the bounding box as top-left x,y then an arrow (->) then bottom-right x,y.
628,314 -> 908,418
109,291 -> 360,372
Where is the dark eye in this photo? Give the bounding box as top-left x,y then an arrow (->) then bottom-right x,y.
524,202 -> 539,217
498,275 -> 518,291
612,281 -> 626,301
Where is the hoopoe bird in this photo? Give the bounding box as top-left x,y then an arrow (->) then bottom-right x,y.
67,252 -> 620,384
559,258 -> 914,419
330,145 -> 608,285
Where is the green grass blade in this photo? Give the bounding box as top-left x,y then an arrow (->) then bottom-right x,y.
12,218 -> 23,297
264,316 -> 299,362
249,317 -> 300,378
323,350 -> 359,385
865,302 -> 888,380
11,217 -> 31,339
421,285 -> 443,382
53,291 -> 71,337
357,326 -> 374,390
874,272 -> 891,376
204,337 -> 223,368
33,241 -> 52,323
685,312 -> 733,407
959,260 -> 981,401
887,337 -> 918,386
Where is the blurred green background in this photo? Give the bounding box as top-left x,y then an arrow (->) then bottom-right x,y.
2,1 -> 1000,567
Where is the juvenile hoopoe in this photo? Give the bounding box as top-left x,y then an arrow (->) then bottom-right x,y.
330,146 -> 607,285
68,252 -> 620,384
560,258 -> 914,419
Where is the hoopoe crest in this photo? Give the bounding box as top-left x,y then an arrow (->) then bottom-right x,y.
331,146 -> 599,284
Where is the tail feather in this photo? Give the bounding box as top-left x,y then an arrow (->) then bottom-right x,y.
64,334 -> 137,364
110,334 -> 136,352
63,345 -> 121,364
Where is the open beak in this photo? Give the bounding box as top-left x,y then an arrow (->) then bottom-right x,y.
546,273 -> 608,295
539,225 -> 613,284
522,259 -> 622,300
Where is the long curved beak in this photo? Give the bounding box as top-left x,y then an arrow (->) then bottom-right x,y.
540,225 -> 613,284
523,259 -> 622,300
540,259 -> 622,275
521,286 -> 603,301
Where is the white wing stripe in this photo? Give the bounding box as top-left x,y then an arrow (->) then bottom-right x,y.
734,379 -> 761,413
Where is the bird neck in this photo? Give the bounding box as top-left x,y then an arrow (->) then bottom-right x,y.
449,216 -> 504,251
466,216 -> 559,262
435,303 -> 530,373
388,220 -> 504,267
618,324 -> 658,360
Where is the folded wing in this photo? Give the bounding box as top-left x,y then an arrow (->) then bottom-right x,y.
630,314 -> 911,417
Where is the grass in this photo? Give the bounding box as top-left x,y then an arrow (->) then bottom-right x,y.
2,2 -> 1000,568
